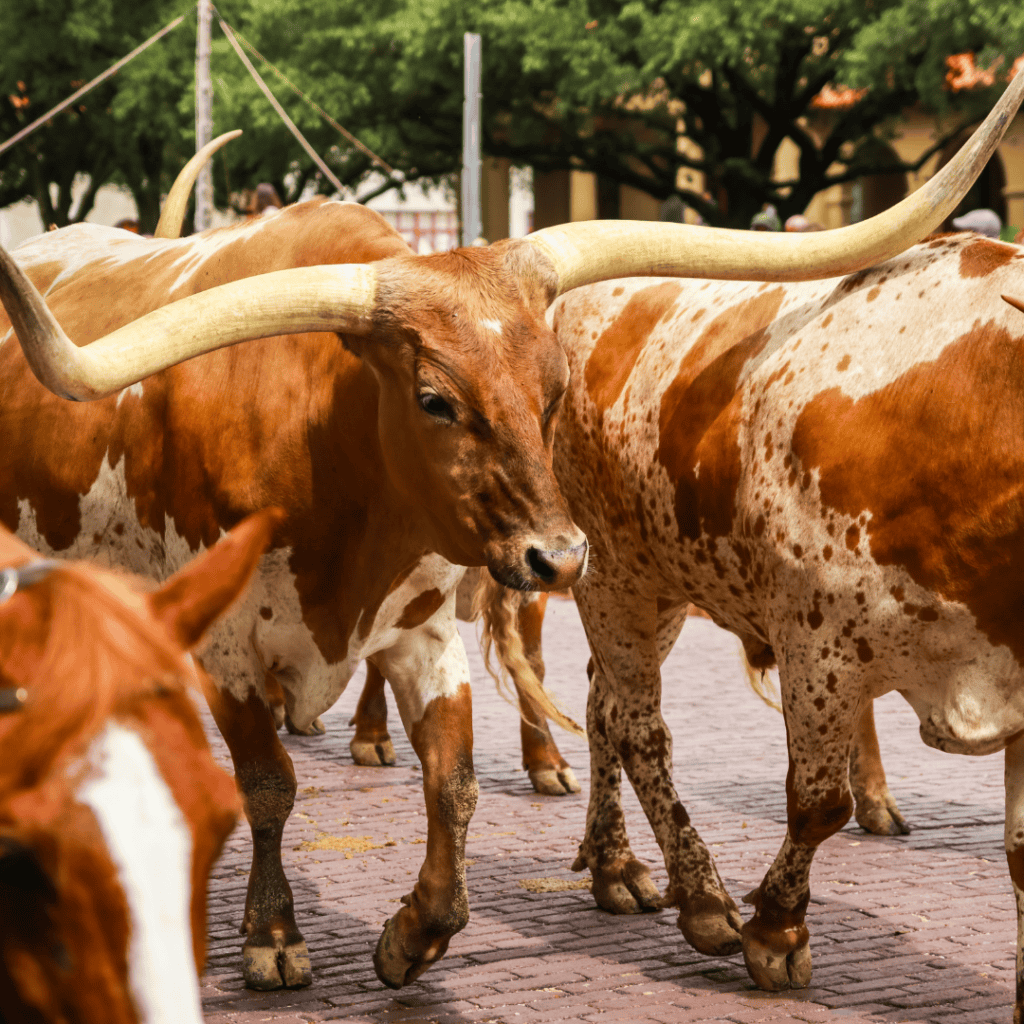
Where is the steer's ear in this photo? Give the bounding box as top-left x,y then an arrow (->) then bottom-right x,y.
497,239 -> 559,313
148,508 -> 285,650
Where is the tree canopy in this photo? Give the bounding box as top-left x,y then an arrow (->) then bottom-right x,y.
380,0 -> 1024,228
3,0 -> 1024,232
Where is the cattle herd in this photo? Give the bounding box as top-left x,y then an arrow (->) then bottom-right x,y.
2,70 -> 1024,1023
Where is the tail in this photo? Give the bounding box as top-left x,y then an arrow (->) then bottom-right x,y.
474,572 -> 585,738
738,638 -> 781,713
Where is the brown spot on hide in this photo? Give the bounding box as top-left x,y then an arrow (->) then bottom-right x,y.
585,282 -> 683,413
855,637 -> 874,663
792,321 -> 1024,665
866,287 -> 880,302
658,288 -> 785,540
836,354 -> 851,372
845,525 -> 860,550
959,239 -> 1018,278
671,801 -> 691,828
822,545 -> 832,560
259,606 -> 273,620
397,588 -> 446,629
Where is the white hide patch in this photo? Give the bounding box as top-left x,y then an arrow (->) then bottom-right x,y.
17,454 -> 470,736
77,723 -> 204,1024
480,318 -> 503,335
116,382 -> 145,408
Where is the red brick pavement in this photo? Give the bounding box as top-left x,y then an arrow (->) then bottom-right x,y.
198,602 -> 1015,1024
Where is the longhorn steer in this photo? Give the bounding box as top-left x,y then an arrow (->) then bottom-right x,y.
483,231 -> 1024,1020
0,74 -> 1017,992
0,511 -> 276,1024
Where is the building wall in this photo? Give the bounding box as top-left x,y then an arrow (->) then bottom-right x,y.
531,109 -> 1024,234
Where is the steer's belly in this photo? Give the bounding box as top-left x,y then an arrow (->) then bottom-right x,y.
243,552 -> 465,731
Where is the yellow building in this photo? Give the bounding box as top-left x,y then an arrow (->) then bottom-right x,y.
523,62 -> 1024,237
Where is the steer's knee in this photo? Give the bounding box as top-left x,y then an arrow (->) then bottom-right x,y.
789,788 -> 853,847
236,762 -> 296,833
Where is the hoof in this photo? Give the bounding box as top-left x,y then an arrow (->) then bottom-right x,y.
285,714 -> 326,737
572,852 -> 662,914
855,794 -> 910,836
373,912 -> 448,989
242,937 -> 312,990
529,766 -> 581,796
741,923 -> 811,991
351,737 -> 397,766
676,899 -> 744,957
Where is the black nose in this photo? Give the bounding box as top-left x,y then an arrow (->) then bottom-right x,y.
526,541 -> 588,586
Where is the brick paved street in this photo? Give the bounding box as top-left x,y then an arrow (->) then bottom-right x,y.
198,600 -> 1015,1024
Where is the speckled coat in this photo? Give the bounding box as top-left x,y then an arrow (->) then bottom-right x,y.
546,233 -> 1024,1016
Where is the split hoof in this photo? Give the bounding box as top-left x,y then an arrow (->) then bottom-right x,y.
855,794 -> 910,836
284,714 -> 326,736
677,901 -> 744,957
529,765 -> 581,796
350,737 -> 397,766
741,923 -> 812,991
242,937 -> 312,990
373,912 -> 448,989
573,852 -> 662,914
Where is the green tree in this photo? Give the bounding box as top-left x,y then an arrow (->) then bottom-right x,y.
346,0 -> 1024,229
0,0 -> 206,231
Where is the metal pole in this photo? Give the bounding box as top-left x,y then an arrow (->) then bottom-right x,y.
461,33 -> 482,246
194,0 -> 214,231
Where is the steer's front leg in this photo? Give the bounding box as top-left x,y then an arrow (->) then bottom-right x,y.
200,670 -> 311,990
370,622 -> 478,988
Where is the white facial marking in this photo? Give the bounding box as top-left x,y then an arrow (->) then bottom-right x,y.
77,723 -> 204,1024
480,318 -> 503,335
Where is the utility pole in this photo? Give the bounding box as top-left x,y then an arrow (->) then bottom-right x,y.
194,0 -> 214,231
461,33 -> 482,247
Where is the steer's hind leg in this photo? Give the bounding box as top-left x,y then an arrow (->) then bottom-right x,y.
201,671 -> 311,990
350,662 -> 397,766
573,586 -> 742,956
371,617 -> 479,988
517,592 -> 580,796
1004,733 -> 1024,1024
849,700 -> 909,836
742,644 -> 860,993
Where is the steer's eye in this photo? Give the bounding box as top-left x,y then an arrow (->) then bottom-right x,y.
418,391 -> 454,422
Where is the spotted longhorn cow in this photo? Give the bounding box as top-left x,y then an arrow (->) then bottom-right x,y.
0,510 -> 277,1024
0,75 -> 1017,993
480,225 -> 1024,1016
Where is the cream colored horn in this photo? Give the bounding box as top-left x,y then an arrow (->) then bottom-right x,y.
153,130 -> 243,239
0,246 -> 376,401
528,69 -> 1024,295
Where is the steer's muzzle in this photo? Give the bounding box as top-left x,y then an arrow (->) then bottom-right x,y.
490,534 -> 589,592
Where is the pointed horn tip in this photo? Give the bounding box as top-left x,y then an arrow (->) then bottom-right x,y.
1002,294 -> 1024,315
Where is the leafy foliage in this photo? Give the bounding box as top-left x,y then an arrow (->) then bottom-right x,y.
2,0 -> 1024,231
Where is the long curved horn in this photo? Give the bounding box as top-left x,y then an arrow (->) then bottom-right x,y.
153,130 -> 243,239
527,69 -> 1024,296
0,246 -> 377,401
